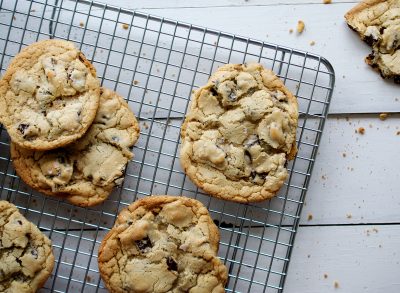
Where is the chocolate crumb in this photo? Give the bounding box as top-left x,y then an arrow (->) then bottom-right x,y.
358,127 -> 365,135
307,213 -> 313,221
324,273 -> 328,279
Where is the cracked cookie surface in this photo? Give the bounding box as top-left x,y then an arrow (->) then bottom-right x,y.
180,63 -> 298,203
0,39 -> 101,150
98,196 -> 227,293
11,88 -> 140,207
0,200 -> 54,293
345,0 -> 400,82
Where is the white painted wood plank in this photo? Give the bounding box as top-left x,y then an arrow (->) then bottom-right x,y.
286,225 -> 400,293
300,114 -> 400,225
98,0 -> 358,9
96,0 -> 357,9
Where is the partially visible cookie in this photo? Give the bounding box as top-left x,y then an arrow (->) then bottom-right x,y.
180,63 -> 298,203
0,200 -> 54,293
345,0 -> 400,82
98,196 -> 227,293
11,88 -> 140,207
0,39 -> 101,150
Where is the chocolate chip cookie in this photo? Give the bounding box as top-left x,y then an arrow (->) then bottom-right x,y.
11,88 -> 140,207
180,63 -> 298,203
0,200 -> 54,292
0,39 -> 101,150
345,0 -> 400,83
98,196 -> 227,293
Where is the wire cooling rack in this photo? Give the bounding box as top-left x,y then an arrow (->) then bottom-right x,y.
0,0 -> 334,292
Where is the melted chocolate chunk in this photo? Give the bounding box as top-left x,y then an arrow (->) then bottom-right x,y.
58,156 -> 66,164
135,236 -> 152,253
210,87 -> 218,96
17,123 -> 29,135
166,257 -> 178,271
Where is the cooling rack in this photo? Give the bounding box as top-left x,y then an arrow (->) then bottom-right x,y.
0,0 -> 334,292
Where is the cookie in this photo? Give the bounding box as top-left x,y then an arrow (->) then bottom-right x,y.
180,63 -> 298,203
0,39 -> 101,150
345,0 -> 400,83
11,88 -> 140,207
0,200 -> 54,292
98,196 -> 227,293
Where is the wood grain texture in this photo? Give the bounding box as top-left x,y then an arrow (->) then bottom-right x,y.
286,225 -> 400,293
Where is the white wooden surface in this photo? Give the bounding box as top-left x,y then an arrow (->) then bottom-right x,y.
3,0 -> 399,292
97,1 -> 399,292
108,0 -> 400,293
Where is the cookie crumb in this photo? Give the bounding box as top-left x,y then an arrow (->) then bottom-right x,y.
379,113 -> 388,120
323,0 -> 332,3
310,41 -> 316,46
358,127 -> 365,135
307,213 -> 313,221
324,273 -> 328,279
143,122 -> 149,130
372,227 -> 378,233
122,23 -> 129,30
334,281 -> 339,288
86,275 -> 92,282
321,175 -> 326,180
133,80 -> 139,85
12,16 -> 16,20
346,213 -> 352,219
297,20 -> 305,33
79,21 -> 84,27
289,28 -> 293,34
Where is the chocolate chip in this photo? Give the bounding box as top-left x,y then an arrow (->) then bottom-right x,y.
135,236 -> 152,252
31,249 -> 38,259
364,34 -> 376,46
210,87 -> 218,96
77,110 -> 81,116
166,257 -> 178,271
58,156 -> 66,164
17,123 -> 29,135
244,150 -> 252,164
50,57 -> 57,65
111,136 -> 120,142
379,27 -> 385,34
17,220 -> 23,225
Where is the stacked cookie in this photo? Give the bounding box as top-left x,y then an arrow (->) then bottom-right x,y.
0,40 -> 139,207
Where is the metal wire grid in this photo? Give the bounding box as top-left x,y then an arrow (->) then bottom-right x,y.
0,0 -> 334,292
